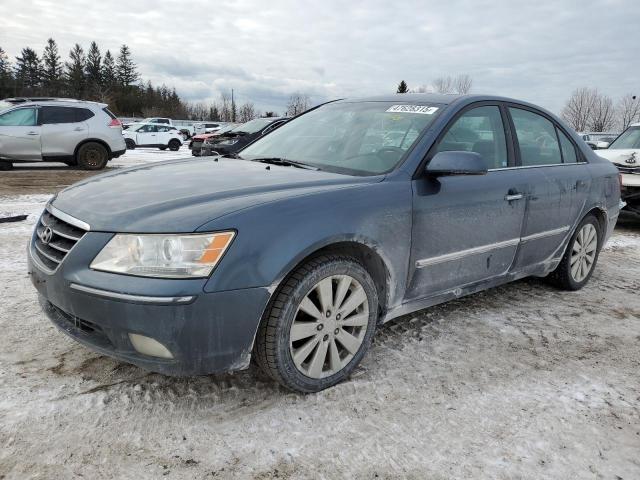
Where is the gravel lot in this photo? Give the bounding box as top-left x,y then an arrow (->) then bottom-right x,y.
1,149 -> 639,479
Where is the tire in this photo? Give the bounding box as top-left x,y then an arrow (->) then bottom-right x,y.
125,138 -> 136,150
254,254 -> 378,393
168,139 -> 181,151
547,214 -> 601,291
76,142 -> 108,170
0,160 -> 13,171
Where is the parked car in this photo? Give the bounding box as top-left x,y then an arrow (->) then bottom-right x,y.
595,122 -> 640,216
142,117 -> 173,126
122,123 -> 183,151
29,94 -> 621,393
200,117 -> 288,156
193,122 -> 222,135
189,124 -> 238,156
0,97 -> 126,170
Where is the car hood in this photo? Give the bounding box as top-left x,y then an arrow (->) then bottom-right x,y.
596,148 -> 640,166
51,158 -> 380,232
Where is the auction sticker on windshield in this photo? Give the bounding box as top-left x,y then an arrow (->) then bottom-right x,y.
386,105 -> 439,115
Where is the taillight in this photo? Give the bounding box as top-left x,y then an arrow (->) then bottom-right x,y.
108,118 -> 122,128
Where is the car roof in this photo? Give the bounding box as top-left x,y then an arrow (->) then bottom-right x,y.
2,97 -> 107,108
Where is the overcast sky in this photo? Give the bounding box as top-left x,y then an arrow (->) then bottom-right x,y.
1,0 -> 638,114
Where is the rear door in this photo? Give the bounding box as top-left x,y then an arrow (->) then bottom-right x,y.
407,104 -> 527,300
506,106 -> 591,268
40,106 -> 90,157
0,107 -> 41,160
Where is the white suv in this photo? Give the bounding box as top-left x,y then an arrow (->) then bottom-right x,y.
122,123 -> 183,151
0,98 -> 126,170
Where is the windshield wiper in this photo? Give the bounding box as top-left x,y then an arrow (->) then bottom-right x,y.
251,157 -> 320,170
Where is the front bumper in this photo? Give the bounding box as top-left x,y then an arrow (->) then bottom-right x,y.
28,237 -> 270,376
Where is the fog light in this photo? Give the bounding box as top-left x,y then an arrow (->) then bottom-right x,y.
128,333 -> 174,359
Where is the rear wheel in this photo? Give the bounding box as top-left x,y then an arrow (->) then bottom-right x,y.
547,214 -> 601,290
168,139 -> 181,151
254,254 -> 378,393
125,138 -> 136,150
76,142 -> 108,170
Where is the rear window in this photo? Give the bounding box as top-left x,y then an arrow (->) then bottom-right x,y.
41,106 -> 77,124
102,108 -> 117,120
76,108 -> 94,122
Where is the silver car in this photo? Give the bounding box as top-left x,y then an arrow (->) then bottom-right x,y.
0,98 -> 126,170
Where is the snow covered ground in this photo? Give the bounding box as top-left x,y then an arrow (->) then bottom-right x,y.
0,152 -> 639,478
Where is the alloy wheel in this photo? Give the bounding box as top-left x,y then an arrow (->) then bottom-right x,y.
570,223 -> 597,282
289,275 -> 369,379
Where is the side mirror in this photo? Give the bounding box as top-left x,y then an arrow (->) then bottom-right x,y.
425,151 -> 488,176
596,141 -> 610,149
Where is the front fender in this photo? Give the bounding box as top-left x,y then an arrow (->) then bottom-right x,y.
200,179 -> 413,309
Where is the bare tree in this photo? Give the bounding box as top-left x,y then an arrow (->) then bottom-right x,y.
453,74 -> 473,94
433,76 -> 454,94
286,93 -> 310,117
238,102 -> 259,122
589,93 -> 616,132
616,94 -> 640,130
561,87 -> 598,132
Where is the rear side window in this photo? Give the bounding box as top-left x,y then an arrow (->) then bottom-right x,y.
509,108 -> 562,166
557,129 -> 578,163
40,106 -> 78,124
0,108 -> 37,126
435,105 -> 508,169
75,108 -> 94,122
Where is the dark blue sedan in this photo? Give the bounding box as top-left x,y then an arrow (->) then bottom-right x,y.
29,94 -> 622,392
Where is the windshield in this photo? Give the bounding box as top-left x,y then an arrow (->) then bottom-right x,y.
231,118 -> 276,134
609,126 -> 640,150
240,101 -> 441,175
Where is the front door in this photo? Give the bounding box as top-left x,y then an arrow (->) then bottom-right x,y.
0,107 -> 41,161
407,104 -> 527,301
136,124 -> 159,146
506,106 -> 591,269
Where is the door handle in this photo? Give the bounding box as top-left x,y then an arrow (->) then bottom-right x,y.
74,127 -> 84,132
26,131 -> 39,136
504,193 -> 524,201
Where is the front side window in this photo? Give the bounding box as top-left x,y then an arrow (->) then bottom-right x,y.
0,108 -> 37,126
40,106 -> 78,124
434,105 -> 508,169
609,126 -> 640,149
510,108 -> 562,166
241,102 -> 442,175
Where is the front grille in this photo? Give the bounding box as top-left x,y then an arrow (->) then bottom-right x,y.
45,301 -> 113,349
616,164 -> 640,174
33,209 -> 87,271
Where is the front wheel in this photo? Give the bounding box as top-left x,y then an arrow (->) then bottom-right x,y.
125,138 -> 136,150
547,215 -> 601,290
168,139 -> 181,151
254,254 -> 378,393
76,142 -> 108,170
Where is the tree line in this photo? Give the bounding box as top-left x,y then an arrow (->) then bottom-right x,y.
396,75 -> 473,95
561,88 -> 639,133
0,39 -> 306,122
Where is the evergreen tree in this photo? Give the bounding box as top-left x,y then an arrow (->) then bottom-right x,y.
85,41 -> 102,97
42,38 -> 63,95
65,43 -> 86,98
116,44 -> 138,87
0,47 -> 14,98
101,50 -> 116,91
14,47 -> 42,94
396,80 -> 408,94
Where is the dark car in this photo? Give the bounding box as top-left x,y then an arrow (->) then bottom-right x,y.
29,94 -> 621,393
189,124 -> 238,156
200,117 -> 288,156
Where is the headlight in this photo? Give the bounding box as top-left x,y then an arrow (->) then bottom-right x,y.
90,231 -> 235,278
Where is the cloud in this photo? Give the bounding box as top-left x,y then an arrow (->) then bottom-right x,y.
1,0 -> 639,114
